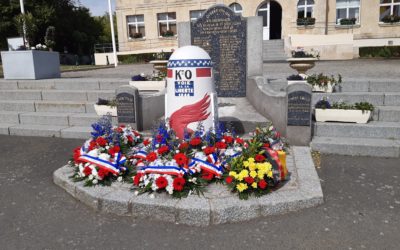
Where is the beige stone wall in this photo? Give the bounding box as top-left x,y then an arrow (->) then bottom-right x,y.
115,0 -> 400,53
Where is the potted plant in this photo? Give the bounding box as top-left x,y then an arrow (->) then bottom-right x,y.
94,98 -> 117,116
382,15 -> 400,24
307,73 -> 342,93
339,18 -> 357,25
297,17 -> 316,26
287,47 -> 319,75
287,74 -> 306,85
133,32 -> 143,39
315,98 -> 374,124
161,30 -> 174,37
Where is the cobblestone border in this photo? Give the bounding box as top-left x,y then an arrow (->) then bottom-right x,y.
53,146 -> 323,226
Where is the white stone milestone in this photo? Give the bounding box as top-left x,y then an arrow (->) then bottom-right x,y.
165,45 -> 217,139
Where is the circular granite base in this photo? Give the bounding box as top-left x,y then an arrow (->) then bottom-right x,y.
53,146 -> 323,226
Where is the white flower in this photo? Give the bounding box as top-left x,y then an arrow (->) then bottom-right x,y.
175,150 -> 180,154
166,185 -> 173,194
117,176 -> 123,182
134,191 -> 139,196
201,146 -> 206,149
88,174 -> 94,180
105,146 -> 110,150
92,179 -> 98,184
98,153 -> 110,161
149,194 -> 155,199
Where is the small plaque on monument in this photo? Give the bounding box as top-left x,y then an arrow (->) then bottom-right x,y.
116,86 -> 139,126
287,91 -> 312,126
191,5 -> 247,97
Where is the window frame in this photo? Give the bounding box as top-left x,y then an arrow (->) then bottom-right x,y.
157,12 -> 177,37
190,10 -> 205,22
229,3 -> 243,14
336,0 -> 361,25
297,0 -> 315,18
126,15 -> 145,40
379,0 -> 400,22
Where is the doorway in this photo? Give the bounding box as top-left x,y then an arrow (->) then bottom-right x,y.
257,1 -> 282,40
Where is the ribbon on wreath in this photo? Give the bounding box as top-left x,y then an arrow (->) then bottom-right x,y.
138,165 -> 186,176
78,148 -> 126,175
264,148 -> 288,181
191,153 -> 223,177
133,150 -> 147,159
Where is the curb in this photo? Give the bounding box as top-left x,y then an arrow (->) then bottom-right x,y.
53,146 -> 323,226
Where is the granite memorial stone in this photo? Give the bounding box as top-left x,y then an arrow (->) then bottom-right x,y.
116,86 -> 139,128
286,83 -> 312,146
191,5 -> 246,97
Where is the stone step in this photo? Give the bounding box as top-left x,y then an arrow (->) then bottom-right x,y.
0,79 -> 129,91
311,136 -> 400,158
0,111 -> 20,124
312,92 -> 386,106
0,100 -> 35,112
0,90 -> 42,100
376,106 -> 400,122
34,101 -> 95,113
19,112 -> 71,126
41,90 -> 114,102
335,80 -> 400,93
313,121 -> 400,140
9,124 -> 69,137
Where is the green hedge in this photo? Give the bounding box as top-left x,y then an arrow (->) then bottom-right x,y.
118,52 -> 172,64
359,46 -> 400,58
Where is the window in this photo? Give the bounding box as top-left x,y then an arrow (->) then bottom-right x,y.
229,3 -> 243,14
257,3 -> 269,27
336,0 -> 360,24
380,0 -> 400,21
127,15 -> 145,39
297,0 -> 314,18
157,12 -> 177,37
190,10 -> 205,22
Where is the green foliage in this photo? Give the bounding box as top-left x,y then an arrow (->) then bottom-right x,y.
45,26 -> 56,49
359,46 -> 400,58
307,73 -> 342,90
297,17 -> 316,26
14,12 -> 37,46
118,53 -> 172,64
331,101 -> 374,113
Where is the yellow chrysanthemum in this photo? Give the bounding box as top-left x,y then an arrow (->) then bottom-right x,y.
229,171 -> 238,178
248,157 -> 255,163
250,170 -> 257,178
267,170 -> 273,178
249,162 -> 257,171
236,183 -> 248,192
257,171 -> 265,180
243,161 -> 250,168
251,182 -> 257,189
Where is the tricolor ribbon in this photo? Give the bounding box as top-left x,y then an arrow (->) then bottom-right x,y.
133,150 -> 147,159
78,150 -> 126,175
138,166 -> 186,176
264,148 -> 287,181
191,156 -> 223,177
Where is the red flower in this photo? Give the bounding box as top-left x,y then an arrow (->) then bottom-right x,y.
173,177 -> 186,191
143,139 -> 150,146
235,138 -> 244,145
116,127 -> 123,133
83,166 -> 92,176
127,136 -> 133,143
98,168 -> 109,179
223,135 -> 233,144
120,124 -> 126,128
179,142 -> 189,150
156,134 -> 163,143
215,141 -> 227,149
190,137 -> 202,146
133,173 -> 142,186
201,171 -> 214,181
174,153 -> 188,165
157,145 -> 169,155
203,146 -> 215,155
258,179 -> 268,190
73,147 -> 82,163
244,176 -> 254,185
96,137 -> 107,147
88,140 -> 97,151
255,154 -> 266,162
146,152 -> 157,162
108,146 -> 120,157
225,176 -> 233,184
155,176 -> 168,189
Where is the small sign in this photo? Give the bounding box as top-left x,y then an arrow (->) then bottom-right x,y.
287,91 -> 311,126
117,92 -> 136,124
175,81 -> 194,96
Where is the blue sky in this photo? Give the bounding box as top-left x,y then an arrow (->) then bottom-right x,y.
78,0 -> 115,16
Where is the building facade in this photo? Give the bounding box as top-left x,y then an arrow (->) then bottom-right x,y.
115,0 -> 400,58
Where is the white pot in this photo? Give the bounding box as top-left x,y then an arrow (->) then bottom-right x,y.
94,104 -> 117,116
288,80 -> 307,85
311,82 -> 334,93
315,109 -> 371,124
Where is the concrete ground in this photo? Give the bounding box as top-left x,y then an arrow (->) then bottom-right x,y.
61,59 -> 400,82
0,135 -> 399,249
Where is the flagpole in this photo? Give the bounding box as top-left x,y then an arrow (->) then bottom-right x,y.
19,0 -> 27,46
107,0 -> 118,67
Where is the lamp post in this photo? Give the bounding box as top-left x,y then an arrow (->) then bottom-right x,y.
107,0 -> 118,67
